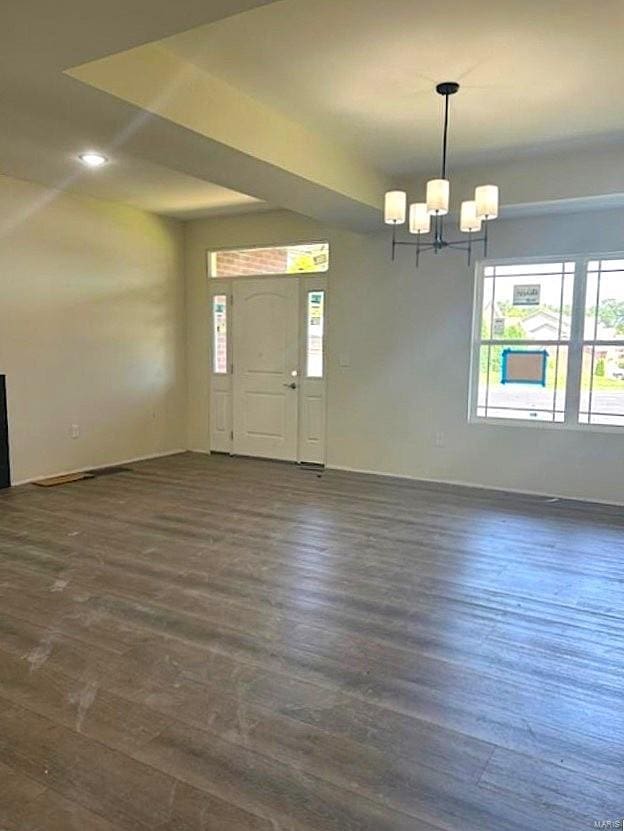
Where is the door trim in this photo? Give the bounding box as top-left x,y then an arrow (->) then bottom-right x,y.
208,274 -> 327,463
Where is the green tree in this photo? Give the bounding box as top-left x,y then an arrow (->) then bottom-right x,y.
504,322 -> 526,340
482,321 -> 526,376
597,299 -> 624,335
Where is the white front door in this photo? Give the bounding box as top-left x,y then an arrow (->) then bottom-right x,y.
232,277 -> 299,460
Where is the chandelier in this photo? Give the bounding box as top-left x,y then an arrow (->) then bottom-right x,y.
383,82 -> 499,267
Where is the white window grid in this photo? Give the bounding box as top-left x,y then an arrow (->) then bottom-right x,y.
469,252 -> 624,432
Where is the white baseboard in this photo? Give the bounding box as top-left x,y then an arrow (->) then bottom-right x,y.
327,463 -> 624,508
11,450 -> 620,508
11,448 -> 186,487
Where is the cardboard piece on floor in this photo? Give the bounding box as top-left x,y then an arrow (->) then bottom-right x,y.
33,472 -> 95,487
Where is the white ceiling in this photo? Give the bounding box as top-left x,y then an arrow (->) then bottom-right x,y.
162,0 -> 624,175
0,0 -> 275,219
0,102 -> 265,219
1,0 -> 624,226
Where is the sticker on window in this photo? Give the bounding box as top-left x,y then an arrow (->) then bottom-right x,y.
513,284 -> 541,306
501,349 -> 548,386
493,317 -> 506,337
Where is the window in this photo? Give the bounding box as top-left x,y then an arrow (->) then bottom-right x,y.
212,295 -> 228,374
471,255 -> 624,429
474,261 -> 573,422
306,290 -> 325,378
580,259 -> 624,426
209,242 -> 329,278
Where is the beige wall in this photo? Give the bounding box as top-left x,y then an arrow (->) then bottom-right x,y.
186,208 -> 624,504
0,174 -> 186,483
2,170 -> 621,502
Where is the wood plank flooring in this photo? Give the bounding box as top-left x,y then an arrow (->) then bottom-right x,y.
0,451 -> 622,830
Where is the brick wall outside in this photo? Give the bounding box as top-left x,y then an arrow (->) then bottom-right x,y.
214,247 -> 288,277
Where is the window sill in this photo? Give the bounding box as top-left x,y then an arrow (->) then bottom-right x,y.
468,415 -> 624,434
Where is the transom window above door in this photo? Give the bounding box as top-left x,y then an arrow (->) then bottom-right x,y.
208,242 -> 329,278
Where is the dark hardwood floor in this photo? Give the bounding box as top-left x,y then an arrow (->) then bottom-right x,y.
0,452 -> 622,830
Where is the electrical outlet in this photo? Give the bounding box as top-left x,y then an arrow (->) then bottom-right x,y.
70,424 -> 80,439
434,431 -> 445,448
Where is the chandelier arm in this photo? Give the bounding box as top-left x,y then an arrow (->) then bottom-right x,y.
394,236 -> 486,249
393,240 -> 438,251
444,238 -> 486,248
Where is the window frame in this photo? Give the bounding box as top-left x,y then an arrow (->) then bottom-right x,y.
206,240 -> 330,280
469,251 -> 624,433
211,293 -> 229,375
305,288 -> 326,379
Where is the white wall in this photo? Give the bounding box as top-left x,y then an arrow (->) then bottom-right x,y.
402,142 -> 624,215
0,174 -> 186,483
6,170 -> 619,503
186,207 -> 624,504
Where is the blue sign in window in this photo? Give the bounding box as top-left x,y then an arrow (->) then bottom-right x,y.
501,349 -> 548,386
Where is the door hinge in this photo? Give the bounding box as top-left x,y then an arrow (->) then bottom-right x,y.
230,430 -> 234,440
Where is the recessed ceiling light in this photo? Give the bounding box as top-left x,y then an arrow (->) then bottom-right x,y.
78,151 -> 108,168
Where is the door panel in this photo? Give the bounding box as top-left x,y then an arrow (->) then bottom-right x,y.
214,389 -> 230,433
303,395 -> 323,443
233,278 -> 299,460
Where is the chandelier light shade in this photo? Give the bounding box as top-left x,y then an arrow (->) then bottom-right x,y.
426,179 -> 450,215
409,202 -> 431,234
384,190 -> 407,224
384,82 -> 499,267
475,184 -> 499,220
460,200 -> 482,233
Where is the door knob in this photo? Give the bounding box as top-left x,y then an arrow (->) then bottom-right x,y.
283,382 -> 297,389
